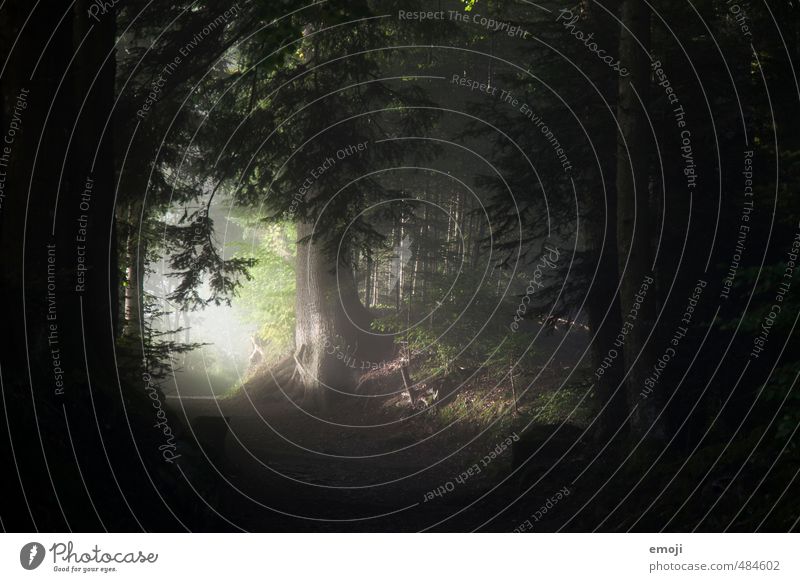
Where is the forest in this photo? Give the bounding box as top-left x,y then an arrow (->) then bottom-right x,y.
0,0 -> 798,533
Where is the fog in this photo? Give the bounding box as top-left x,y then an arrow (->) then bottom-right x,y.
146,203 -> 261,397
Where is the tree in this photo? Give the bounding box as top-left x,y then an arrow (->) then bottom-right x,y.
222,2 -> 440,408
615,0 -> 659,438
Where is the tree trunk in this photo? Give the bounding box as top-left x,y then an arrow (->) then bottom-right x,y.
573,0 -> 630,440
365,252 -> 373,307
122,201 -> 144,337
616,0 -> 661,438
293,220 -> 392,409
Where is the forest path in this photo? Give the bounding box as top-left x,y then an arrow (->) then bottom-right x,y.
166,391 -> 591,532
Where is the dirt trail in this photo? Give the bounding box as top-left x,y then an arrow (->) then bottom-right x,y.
168,390 -> 588,531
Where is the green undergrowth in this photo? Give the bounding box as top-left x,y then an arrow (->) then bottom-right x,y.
429,369 -> 596,439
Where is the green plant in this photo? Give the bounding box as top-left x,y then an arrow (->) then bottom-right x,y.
232,222 -> 296,358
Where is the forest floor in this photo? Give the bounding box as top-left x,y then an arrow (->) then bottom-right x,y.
158,325 -> 799,532
165,353 -> 600,531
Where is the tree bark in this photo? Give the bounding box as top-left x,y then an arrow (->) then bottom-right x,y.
122,201 -> 145,337
616,0 -> 661,438
571,0 -> 630,440
293,220 -> 392,409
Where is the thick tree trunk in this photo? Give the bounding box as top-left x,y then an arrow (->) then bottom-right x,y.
294,220 -> 392,409
616,0 -> 661,438
576,0 -> 630,440
0,1 -> 74,530
585,128 -> 628,440
587,253 -> 629,439
0,0 -> 125,530
69,0 -> 119,350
